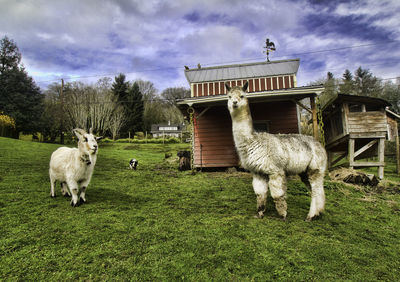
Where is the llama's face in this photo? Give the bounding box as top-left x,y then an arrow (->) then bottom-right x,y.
226,81 -> 249,114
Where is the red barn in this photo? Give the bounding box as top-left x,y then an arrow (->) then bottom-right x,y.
178,59 -> 323,169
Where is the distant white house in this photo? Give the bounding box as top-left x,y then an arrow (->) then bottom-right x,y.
151,122 -> 186,138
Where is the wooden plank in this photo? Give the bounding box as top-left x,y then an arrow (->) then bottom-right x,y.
292,99 -> 312,114
378,138 -> 385,179
349,133 -> 386,138
260,78 -> 266,91
354,139 -> 378,158
255,78 -> 260,92
310,96 -> 318,139
350,162 -> 385,167
284,76 -> 290,89
278,76 -> 284,89
348,138 -> 355,169
193,84 -> 198,97
396,135 -> 400,175
249,79 -> 254,92
272,77 -> 278,90
330,151 -> 348,167
266,77 -> 271,90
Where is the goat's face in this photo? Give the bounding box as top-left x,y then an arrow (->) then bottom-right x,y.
226,81 -> 249,115
73,128 -> 102,155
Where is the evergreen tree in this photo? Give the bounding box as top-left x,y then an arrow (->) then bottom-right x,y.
354,67 -> 381,97
125,82 -> 144,135
111,73 -> 129,103
339,69 -> 355,94
0,36 -> 43,135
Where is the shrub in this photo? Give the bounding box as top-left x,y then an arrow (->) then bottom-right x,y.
0,112 -> 16,137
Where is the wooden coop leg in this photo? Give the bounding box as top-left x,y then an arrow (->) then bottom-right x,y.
378,138 -> 385,179
396,135 -> 400,175
348,138 -> 355,170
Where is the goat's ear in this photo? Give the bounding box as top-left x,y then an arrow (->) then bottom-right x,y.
96,136 -> 103,141
225,82 -> 231,92
242,81 -> 249,92
73,128 -> 86,139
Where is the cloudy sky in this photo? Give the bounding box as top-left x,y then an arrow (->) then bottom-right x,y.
1,0 -> 399,92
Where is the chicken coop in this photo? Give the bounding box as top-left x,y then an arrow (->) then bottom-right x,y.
322,93 -> 399,179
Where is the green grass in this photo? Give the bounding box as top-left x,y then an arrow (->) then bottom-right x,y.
0,137 -> 399,281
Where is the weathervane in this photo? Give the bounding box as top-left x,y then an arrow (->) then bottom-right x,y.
263,38 -> 276,62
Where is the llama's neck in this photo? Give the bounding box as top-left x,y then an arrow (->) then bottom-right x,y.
231,105 -> 255,142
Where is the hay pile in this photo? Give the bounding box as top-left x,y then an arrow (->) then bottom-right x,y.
329,168 -> 379,187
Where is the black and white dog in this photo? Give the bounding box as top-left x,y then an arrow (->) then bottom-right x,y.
129,159 -> 138,170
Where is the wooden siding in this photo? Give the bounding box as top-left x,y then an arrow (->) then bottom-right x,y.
193,106 -> 238,167
347,111 -> 387,134
191,75 -> 296,97
193,101 -> 299,167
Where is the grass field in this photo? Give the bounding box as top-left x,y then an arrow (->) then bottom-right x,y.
0,137 -> 399,281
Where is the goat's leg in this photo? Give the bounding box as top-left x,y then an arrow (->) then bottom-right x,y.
61,182 -> 70,197
269,173 -> 287,220
50,175 -> 56,198
252,174 -> 268,218
67,180 -> 80,207
79,186 -> 87,204
306,170 -> 325,221
79,179 -> 91,204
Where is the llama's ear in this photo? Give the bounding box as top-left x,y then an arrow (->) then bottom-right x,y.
242,81 -> 249,92
225,82 -> 231,92
96,136 -> 103,141
89,127 -> 93,134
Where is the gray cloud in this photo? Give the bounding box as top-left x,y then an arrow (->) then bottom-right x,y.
0,0 -> 399,91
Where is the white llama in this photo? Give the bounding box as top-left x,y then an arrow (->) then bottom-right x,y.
226,82 -> 327,221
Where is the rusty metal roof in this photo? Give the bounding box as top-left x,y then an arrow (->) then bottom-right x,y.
184,59 -> 300,83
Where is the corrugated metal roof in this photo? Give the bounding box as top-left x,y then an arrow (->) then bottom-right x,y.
184,59 -> 300,83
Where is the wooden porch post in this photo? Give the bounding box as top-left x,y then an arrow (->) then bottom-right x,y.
310,96 -> 319,140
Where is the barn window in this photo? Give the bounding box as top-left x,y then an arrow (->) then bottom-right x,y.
253,120 -> 270,132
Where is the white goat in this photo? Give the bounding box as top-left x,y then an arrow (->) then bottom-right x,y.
49,128 -> 101,207
226,82 -> 327,221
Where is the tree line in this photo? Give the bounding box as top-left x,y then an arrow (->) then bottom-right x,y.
0,36 -> 190,141
1,36 -> 399,142
317,67 -> 400,112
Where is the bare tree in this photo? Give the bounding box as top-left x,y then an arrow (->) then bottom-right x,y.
64,78 -> 126,135
109,105 -> 126,140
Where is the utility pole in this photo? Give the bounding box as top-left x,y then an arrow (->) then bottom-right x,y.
60,78 -> 64,144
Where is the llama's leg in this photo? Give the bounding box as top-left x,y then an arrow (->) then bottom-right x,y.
306,170 -> 325,221
269,173 -> 287,220
61,182 -> 71,197
252,174 -> 268,218
67,180 -> 80,207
